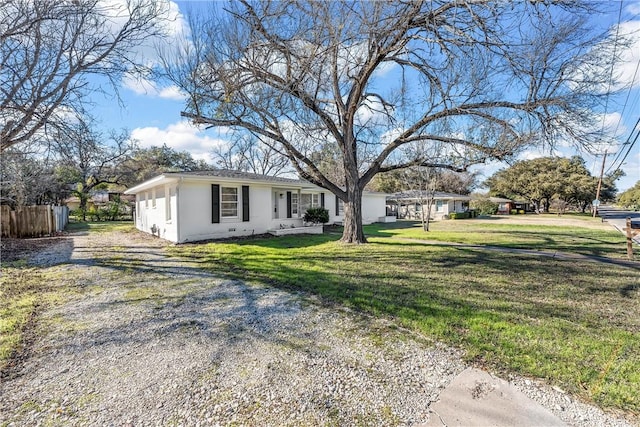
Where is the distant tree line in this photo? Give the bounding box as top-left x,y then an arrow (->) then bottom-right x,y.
485,156 -> 621,213
617,182 -> 640,210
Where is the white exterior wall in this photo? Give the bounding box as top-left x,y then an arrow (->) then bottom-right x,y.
362,194 -> 388,224
396,199 -> 471,220
135,184 -> 178,242
130,175 -> 390,243
178,180 -> 283,243
327,193 -> 387,225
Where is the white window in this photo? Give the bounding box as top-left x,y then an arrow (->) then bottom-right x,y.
436,200 -> 444,212
166,186 -> 172,221
291,193 -> 299,215
338,198 -> 344,215
300,193 -> 311,212
221,187 -> 238,217
300,193 -> 320,213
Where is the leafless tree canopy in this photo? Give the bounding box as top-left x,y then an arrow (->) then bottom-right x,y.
0,0 -> 169,152
211,133 -> 291,177
165,0 -> 624,242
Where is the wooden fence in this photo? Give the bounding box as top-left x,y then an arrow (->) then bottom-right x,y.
0,205 -> 69,238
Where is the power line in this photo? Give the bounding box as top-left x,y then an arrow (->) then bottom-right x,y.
611,57 -> 640,139
606,116 -> 640,174
609,123 -> 639,174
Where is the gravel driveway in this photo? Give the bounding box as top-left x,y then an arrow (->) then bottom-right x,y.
0,229 -> 634,426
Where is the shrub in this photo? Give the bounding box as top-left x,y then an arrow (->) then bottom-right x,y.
303,207 -> 329,224
510,209 -> 518,215
87,206 -> 101,221
449,212 -> 471,219
470,199 -> 498,215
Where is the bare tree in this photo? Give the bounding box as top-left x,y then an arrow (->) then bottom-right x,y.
397,166 -> 437,231
211,133 -> 291,177
0,0 -> 170,152
0,147 -> 69,208
165,1 -> 625,243
52,116 -> 136,220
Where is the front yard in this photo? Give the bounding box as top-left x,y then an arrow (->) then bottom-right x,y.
170,216 -> 639,414
1,215 -> 638,421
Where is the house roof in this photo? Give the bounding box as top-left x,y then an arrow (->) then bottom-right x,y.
174,169 -> 304,183
386,190 -> 472,202
124,169 -> 320,194
125,169 -> 391,196
489,197 -> 514,203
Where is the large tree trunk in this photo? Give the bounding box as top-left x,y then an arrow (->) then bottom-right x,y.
79,196 -> 88,222
340,183 -> 366,244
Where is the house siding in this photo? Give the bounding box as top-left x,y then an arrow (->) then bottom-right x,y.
177,181 -> 277,243
361,194 -> 387,224
135,184 -> 178,242
129,173 -> 389,243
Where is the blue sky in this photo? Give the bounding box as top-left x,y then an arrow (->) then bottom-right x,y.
91,1 -> 640,192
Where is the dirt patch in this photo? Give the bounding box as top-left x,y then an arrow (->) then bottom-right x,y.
1,237 -> 71,264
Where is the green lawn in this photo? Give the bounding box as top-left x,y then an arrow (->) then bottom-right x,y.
66,220 -> 134,233
169,220 -> 640,413
366,218 -> 632,259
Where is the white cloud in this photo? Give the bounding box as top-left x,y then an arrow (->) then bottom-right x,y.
599,111 -> 627,138
624,1 -> 640,16
131,120 -> 227,162
122,74 -> 186,101
615,20 -> 640,89
373,61 -> 398,78
101,0 -> 190,66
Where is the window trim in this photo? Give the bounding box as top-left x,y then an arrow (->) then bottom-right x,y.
220,186 -> 239,218
291,192 -> 299,215
165,185 -> 172,222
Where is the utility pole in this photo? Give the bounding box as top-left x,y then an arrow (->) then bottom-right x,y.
593,150 -> 608,218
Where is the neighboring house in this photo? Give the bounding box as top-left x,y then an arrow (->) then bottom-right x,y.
387,191 -> 471,220
489,197 -> 532,214
64,191 -> 109,211
65,191 -> 134,212
64,190 -> 135,215
124,170 -> 388,243
489,197 -> 514,214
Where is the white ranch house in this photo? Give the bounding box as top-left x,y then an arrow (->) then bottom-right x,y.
124,170 -> 388,243
386,191 -> 472,220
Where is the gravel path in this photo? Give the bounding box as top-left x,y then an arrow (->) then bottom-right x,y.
0,229 -> 635,426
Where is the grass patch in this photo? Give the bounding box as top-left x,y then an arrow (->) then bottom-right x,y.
169,223 -> 640,413
366,219 -> 632,259
0,265 -> 82,374
66,221 -> 135,234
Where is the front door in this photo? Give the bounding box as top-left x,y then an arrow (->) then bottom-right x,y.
273,191 -> 279,219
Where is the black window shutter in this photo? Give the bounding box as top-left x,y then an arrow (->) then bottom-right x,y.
242,185 -> 250,222
335,194 -> 339,216
320,192 -> 325,208
286,191 -> 292,218
211,184 -> 220,223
